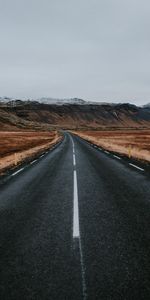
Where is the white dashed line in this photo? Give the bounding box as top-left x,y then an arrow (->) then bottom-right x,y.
12,168 -> 24,176
30,159 -> 37,165
70,139 -> 79,238
104,150 -> 110,154
113,155 -> 121,160
129,163 -> 144,171
70,134 -> 87,300
73,153 -> 76,166
73,169 -> 79,237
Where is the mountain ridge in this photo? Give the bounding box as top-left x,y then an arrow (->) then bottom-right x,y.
0,98 -> 150,130
0,96 -> 147,107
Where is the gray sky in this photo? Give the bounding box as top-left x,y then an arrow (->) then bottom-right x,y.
0,0 -> 150,105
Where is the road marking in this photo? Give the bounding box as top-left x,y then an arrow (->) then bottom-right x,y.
70,136 -> 79,238
73,170 -> 79,237
104,150 -> 110,154
73,169 -> 87,299
70,135 -> 87,300
12,168 -> 24,176
30,159 -> 37,164
113,155 -> 121,160
40,154 -> 45,158
79,237 -> 87,300
73,153 -> 76,166
129,163 -> 144,171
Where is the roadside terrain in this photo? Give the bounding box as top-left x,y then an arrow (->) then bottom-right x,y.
72,129 -> 150,163
0,131 -> 61,174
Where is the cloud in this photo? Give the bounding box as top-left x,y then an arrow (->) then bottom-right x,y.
0,0 -> 150,105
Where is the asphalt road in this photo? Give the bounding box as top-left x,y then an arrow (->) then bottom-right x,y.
0,133 -> 150,300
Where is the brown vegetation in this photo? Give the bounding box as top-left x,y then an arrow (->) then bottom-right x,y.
0,131 -> 61,174
73,129 -> 150,163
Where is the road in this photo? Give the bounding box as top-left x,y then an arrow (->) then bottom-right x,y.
0,133 -> 150,300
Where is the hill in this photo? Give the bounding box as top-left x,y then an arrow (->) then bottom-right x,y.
0,98 -> 150,130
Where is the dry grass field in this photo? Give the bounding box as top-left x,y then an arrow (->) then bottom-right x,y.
0,131 -> 58,158
73,130 -> 150,162
0,131 -> 61,174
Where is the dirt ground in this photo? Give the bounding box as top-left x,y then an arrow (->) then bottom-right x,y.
73,129 -> 150,163
0,131 -> 61,174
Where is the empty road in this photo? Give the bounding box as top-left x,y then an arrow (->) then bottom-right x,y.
0,133 -> 150,300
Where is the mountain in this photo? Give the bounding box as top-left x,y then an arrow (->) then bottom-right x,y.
0,97 -> 88,105
143,103 -> 150,109
37,97 -> 87,105
0,97 -> 115,106
0,99 -> 150,130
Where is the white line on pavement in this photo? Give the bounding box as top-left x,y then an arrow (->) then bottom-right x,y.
70,137 -> 79,238
129,163 -> 144,171
104,150 -> 110,154
113,155 -> 121,160
30,159 -> 37,165
12,168 -> 24,176
73,169 -> 80,237
73,153 -> 76,166
70,135 -> 87,300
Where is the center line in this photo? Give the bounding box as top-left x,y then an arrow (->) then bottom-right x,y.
73,169 -> 79,237
73,153 -> 76,166
70,138 -> 79,238
70,134 -> 87,300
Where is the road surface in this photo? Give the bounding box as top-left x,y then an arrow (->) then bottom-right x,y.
0,133 -> 150,300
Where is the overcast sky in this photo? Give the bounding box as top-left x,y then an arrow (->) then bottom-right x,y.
0,0 -> 150,105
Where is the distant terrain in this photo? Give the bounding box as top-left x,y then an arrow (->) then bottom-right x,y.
0,97 -> 150,170
0,97 -> 150,130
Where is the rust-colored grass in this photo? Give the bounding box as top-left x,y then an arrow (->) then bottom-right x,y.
0,131 -> 61,174
73,130 -> 150,162
0,131 -> 58,158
